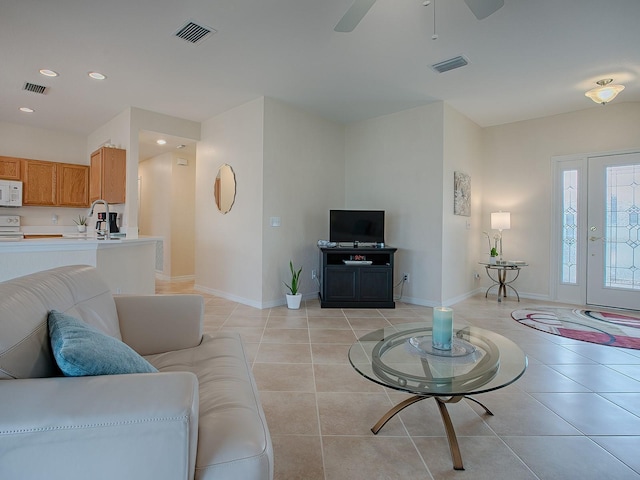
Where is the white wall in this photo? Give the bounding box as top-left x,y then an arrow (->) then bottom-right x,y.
195,98 -> 265,306
138,152 -> 172,275
138,150 -> 196,279
262,98 -> 345,305
483,101 -> 640,299
442,104 -> 484,303
170,153 -> 196,279
344,103 -> 445,306
0,122 -> 86,163
194,97 -> 345,307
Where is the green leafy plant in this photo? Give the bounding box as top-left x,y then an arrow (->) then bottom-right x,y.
284,260 -> 302,295
484,231 -> 500,257
73,215 -> 88,226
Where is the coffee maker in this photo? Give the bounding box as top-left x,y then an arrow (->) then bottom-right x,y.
95,212 -> 119,234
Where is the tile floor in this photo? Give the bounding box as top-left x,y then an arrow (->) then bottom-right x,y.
156,280 -> 640,480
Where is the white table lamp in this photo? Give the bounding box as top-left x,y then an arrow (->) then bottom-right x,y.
491,211 -> 511,260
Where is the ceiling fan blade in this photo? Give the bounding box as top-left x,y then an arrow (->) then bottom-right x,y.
463,0 -> 504,20
334,0 -> 377,32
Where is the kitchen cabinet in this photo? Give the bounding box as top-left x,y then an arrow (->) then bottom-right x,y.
90,147 -> 126,204
20,159 -> 89,207
57,163 -> 89,207
21,160 -> 57,206
0,157 -> 22,180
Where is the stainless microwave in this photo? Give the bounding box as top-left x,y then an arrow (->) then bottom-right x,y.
0,180 -> 23,207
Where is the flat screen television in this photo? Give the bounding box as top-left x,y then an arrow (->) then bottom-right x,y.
329,210 -> 385,244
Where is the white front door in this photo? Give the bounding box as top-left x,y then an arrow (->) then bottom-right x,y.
586,152 -> 640,310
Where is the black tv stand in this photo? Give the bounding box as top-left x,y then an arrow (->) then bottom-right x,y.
318,245 -> 397,308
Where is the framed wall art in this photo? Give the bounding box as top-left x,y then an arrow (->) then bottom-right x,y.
454,171 -> 471,216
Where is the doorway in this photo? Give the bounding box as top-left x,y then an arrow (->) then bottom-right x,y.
552,151 -> 640,310
137,130 -> 197,281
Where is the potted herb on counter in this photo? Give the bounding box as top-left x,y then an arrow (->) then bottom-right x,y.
74,215 -> 88,233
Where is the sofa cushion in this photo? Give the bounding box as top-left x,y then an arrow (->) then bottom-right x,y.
145,332 -> 273,480
0,265 -> 122,379
49,310 -> 157,377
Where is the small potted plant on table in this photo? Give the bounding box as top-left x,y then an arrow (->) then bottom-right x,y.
284,260 -> 303,309
484,231 -> 499,264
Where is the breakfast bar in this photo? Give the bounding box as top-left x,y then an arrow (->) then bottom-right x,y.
0,236 -> 160,294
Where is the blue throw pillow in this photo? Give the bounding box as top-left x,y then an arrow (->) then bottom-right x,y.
48,310 -> 158,376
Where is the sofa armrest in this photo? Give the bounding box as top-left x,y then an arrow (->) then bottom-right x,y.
0,372 -> 199,480
115,294 -> 204,355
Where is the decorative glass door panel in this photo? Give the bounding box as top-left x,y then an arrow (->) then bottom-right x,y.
587,153 -> 640,310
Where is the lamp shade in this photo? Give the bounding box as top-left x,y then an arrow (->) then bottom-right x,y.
491,211 -> 510,231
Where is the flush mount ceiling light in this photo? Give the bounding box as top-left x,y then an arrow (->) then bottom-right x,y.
156,139 -> 167,145
88,71 -> 107,80
39,69 -> 58,77
19,107 -> 35,113
585,78 -> 625,105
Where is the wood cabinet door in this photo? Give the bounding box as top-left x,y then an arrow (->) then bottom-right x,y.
102,148 -> 126,204
58,163 -> 89,207
21,160 -> 57,206
90,147 -> 126,204
89,149 -> 102,203
0,156 -> 22,180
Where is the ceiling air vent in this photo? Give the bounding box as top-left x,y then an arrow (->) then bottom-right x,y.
23,82 -> 48,94
174,21 -> 216,44
431,55 -> 469,74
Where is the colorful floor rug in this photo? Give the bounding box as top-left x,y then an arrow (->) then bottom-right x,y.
511,308 -> 640,350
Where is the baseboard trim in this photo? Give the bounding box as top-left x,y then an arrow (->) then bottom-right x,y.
155,273 -> 195,283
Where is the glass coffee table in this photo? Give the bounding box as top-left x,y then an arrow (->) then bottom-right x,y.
349,323 -> 527,470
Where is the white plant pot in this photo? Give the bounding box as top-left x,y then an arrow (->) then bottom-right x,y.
489,256 -> 497,264
286,293 -> 302,310
77,225 -> 87,233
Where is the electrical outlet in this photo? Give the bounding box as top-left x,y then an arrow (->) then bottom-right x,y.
403,272 -> 410,283
311,269 -> 317,279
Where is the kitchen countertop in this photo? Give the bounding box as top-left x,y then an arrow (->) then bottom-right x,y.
0,235 -> 161,252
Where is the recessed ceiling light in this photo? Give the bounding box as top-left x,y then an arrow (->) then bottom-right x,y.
176,144 -> 186,149
19,107 -> 35,113
39,69 -> 59,77
88,71 -> 106,80
156,139 -> 167,145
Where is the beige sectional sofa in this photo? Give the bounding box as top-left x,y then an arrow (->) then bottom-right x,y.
0,265 -> 273,480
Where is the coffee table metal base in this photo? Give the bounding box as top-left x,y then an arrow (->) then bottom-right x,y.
371,394 -> 494,470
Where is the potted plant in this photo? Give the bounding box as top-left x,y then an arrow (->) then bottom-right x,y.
484,232 -> 500,264
73,215 -> 88,233
284,260 -> 303,309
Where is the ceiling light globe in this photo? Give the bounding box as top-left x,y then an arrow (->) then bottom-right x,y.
39,69 -> 59,77
585,81 -> 625,105
88,72 -> 106,80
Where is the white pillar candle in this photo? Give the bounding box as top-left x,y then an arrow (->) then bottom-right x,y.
432,306 -> 453,350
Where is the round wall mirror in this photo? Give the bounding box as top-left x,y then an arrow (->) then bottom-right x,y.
214,164 -> 236,214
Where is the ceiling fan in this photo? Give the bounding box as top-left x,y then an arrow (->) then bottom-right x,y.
334,0 -> 504,32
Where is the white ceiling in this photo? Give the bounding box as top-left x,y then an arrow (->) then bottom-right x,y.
2,0 -> 639,143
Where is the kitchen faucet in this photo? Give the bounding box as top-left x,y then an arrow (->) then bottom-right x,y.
89,199 -> 110,240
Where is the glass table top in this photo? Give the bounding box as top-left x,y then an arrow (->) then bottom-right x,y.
349,323 -> 528,397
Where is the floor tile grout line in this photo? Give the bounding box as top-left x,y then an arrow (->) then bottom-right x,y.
159,279 -> 640,478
